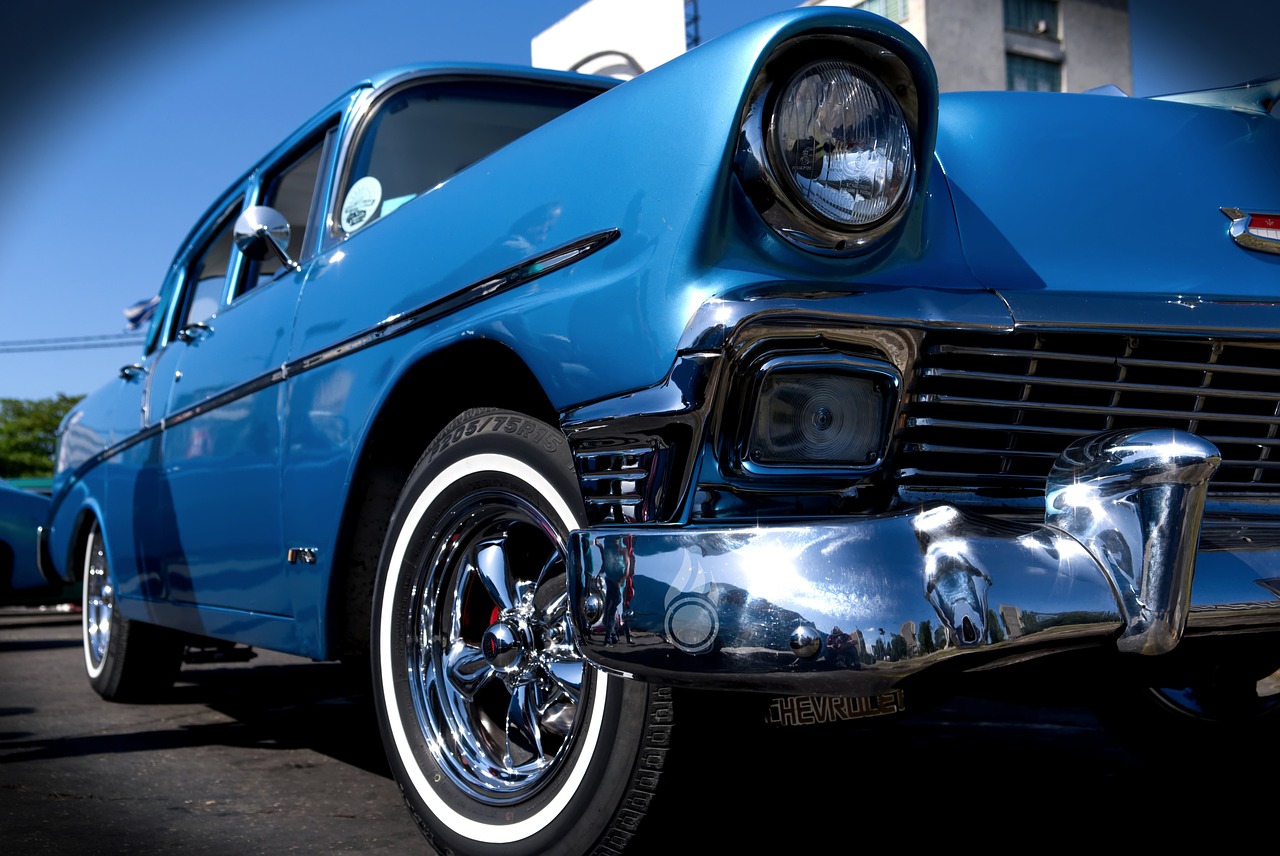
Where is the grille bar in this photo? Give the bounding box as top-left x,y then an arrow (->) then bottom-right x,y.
896,468 -> 1042,485
905,443 -> 1058,459
907,418 -> 1280,448
584,495 -> 644,507
918,394 -> 1280,426
931,344 -> 1280,379
905,417 -> 1086,436
580,472 -> 650,485
573,445 -> 661,524
922,368 -> 1280,402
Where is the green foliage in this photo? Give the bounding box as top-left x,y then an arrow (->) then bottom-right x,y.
0,394 -> 83,479
986,608 -> 1006,644
917,619 -> 935,654
1019,609 -> 1118,634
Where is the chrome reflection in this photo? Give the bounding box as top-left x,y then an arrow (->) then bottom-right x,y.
568,429 -> 1227,692
772,61 -> 914,227
233,205 -> 299,272
1046,429 -> 1220,655
1221,207 -> 1280,255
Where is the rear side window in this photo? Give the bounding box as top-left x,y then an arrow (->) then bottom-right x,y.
337,80 -> 596,235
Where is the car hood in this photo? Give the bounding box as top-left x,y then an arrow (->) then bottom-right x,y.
935,89 -> 1280,303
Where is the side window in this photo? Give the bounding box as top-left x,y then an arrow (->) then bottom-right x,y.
179,200 -> 241,331
336,81 -> 594,236
239,130 -> 330,295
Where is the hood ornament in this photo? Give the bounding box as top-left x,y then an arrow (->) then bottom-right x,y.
1222,207 -> 1280,254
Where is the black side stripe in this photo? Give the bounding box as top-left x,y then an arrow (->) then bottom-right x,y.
49,228 -> 621,517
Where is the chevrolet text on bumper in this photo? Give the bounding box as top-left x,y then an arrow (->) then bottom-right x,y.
568,428 -> 1276,692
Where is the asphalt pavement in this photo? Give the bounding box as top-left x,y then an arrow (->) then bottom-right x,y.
1,608 -> 420,854
1,607 -> 1268,854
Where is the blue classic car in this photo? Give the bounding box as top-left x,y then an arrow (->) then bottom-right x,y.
0,477 -> 69,606
43,7 -> 1280,854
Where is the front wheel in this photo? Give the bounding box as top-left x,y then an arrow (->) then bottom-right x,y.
371,409 -> 675,855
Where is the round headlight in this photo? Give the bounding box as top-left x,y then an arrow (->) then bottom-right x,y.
772,61 -> 914,228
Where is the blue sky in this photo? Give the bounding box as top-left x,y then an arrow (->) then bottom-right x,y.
0,0 -> 1275,402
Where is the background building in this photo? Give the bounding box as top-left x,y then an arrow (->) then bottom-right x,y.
532,0 -> 692,78
807,0 -> 1132,93
535,0 -> 1134,94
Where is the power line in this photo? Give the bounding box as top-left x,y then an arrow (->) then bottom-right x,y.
0,333 -> 144,354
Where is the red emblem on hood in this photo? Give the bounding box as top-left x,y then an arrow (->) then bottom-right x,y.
1222,207 -> 1280,254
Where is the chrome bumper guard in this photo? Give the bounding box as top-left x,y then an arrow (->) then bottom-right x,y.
568,429 -> 1280,693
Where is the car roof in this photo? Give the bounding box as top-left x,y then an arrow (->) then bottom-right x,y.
361,61 -> 620,95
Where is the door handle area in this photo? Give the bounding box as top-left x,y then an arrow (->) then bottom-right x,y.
177,322 -> 214,344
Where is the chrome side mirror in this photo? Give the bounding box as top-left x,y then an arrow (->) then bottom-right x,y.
234,206 -> 300,272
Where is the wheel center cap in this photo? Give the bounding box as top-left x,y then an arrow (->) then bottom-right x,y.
481,621 -> 524,672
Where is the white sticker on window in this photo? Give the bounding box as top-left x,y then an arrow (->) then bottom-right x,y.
341,176 -> 382,233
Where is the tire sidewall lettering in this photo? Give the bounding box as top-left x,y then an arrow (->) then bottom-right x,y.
425,414 -> 563,464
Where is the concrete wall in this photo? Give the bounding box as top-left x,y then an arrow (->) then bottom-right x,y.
1062,0 -> 1133,93
535,0 -> 1131,92
922,0 -> 1008,91
805,0 -> 1131,93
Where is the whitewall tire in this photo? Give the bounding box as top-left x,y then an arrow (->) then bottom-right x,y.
81,518 -> 183,701
371,409 -> 674,855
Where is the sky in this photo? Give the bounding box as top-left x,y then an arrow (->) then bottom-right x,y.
0,0 -> 1275,403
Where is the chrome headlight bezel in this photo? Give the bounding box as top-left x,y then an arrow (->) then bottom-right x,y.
736,35 -> 922,256
729,352 -> 901,480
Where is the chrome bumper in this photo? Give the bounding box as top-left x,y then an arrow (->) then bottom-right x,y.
567,429 -> 1280,693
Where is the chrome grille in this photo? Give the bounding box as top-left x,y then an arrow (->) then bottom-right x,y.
896,332 -> 1280,496
575,445 -> 658,524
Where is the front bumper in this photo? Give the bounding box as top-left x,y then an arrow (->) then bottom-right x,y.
567,429 -> 1280,694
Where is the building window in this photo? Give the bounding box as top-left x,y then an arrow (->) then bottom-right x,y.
853,0 -> 909,24
1004,0 -> 1058,38
1006,53 -> 1062,91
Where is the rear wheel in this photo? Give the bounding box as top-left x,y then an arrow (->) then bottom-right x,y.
82,519 -> 183,701
372,409 -> 674,855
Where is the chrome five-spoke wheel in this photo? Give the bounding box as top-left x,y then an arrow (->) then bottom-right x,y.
372,408 -> 677,855
412,492 -> 587,799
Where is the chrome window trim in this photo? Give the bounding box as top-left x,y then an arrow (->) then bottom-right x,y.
161,188 -> 251,351
321,72 -> 611,250
232,123 -> 340,300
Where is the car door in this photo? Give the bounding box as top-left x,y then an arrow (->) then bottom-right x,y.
96,261 -> 187,606
278,78 -> 600,629
146,128 -> 332,619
